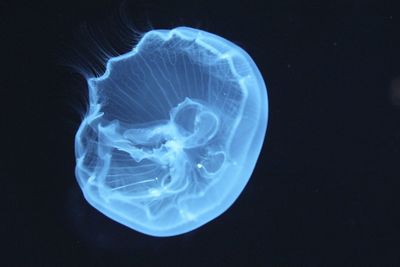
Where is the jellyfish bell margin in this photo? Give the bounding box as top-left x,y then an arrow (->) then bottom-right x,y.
74,26 -> 268,237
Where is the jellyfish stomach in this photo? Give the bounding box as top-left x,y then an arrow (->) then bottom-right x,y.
93,97 -> 225,205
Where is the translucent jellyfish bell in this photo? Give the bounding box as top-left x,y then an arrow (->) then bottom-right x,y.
75,26 -> 268,237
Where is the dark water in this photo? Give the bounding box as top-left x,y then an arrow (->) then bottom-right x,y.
2,0 -> 400,265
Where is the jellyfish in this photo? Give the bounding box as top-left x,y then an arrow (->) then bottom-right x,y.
75,26 -> 268,237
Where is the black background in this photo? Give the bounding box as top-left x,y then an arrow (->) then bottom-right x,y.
2,0 -> 400,266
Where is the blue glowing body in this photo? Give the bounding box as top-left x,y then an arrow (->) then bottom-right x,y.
75,27 -> 268,237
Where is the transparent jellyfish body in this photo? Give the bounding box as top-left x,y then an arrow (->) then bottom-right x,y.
75,27 -> 268,237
